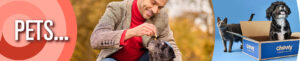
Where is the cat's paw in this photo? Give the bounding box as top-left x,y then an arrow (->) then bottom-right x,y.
240,45 -> 243,49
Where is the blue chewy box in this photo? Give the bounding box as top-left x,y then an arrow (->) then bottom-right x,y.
239,21 -> 300,60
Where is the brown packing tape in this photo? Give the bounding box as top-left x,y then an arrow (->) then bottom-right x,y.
260,39 -> 299,43
243,38 -> 259,43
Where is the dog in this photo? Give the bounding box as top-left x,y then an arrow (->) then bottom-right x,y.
266,1 -> 291,41
147,37 -> 175,61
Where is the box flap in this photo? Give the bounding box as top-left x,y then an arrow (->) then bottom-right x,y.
292,32 -> 300,38
240,21 -> 271,37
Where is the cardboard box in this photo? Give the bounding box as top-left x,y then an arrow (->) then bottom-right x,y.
239,21 -> 300,60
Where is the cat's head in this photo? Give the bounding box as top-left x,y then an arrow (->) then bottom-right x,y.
217,17 -> 228,30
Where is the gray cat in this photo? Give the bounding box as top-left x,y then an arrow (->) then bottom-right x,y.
217,14 -> 254,52
217,17 -> 243,52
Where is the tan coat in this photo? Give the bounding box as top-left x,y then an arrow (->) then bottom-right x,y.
90,0 -> 182,61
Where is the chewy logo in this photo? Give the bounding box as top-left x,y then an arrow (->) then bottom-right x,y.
246,44 -> 255,52
276,45 -> 293,51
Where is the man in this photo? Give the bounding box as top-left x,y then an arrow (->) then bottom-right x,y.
90,0 -> 182,61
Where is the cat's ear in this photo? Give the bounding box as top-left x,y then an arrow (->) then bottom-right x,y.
224,17 -> 228,23
217,17 -> 221,23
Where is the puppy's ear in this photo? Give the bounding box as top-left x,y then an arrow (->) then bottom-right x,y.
266,2 -> 276,20
224,17 -> 228,24
217,17 -> 221,23
285,4 -> 291,15
165,42 -> 175,59
168,47 -> 175,58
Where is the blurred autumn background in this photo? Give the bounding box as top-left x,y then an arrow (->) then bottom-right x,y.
70,0 -> 215,61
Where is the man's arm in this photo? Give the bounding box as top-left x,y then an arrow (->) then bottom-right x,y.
90,2 -> 157,49
156,11 -> 182,61
126,23 -> 157,40
158,25 -> 182,61
90,2 -> 125,49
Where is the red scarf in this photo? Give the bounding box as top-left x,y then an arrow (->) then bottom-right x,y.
111,0 -> 146,61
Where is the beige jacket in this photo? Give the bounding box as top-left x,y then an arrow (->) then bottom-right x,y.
90,0 -> 182,61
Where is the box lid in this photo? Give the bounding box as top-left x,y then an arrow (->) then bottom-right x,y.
292,32 -> 300,38
240,21 -> 271,37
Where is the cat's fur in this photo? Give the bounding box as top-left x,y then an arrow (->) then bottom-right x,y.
217,14 -> 255,52
217,17 -> 243,52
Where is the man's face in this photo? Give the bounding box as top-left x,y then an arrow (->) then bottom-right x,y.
139,0 -> 167,19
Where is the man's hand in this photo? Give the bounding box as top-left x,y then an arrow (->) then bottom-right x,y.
125,23 -> 157,40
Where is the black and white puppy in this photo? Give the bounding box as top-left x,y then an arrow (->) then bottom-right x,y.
147,39 -> 175,61
266,1 -> 292,41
